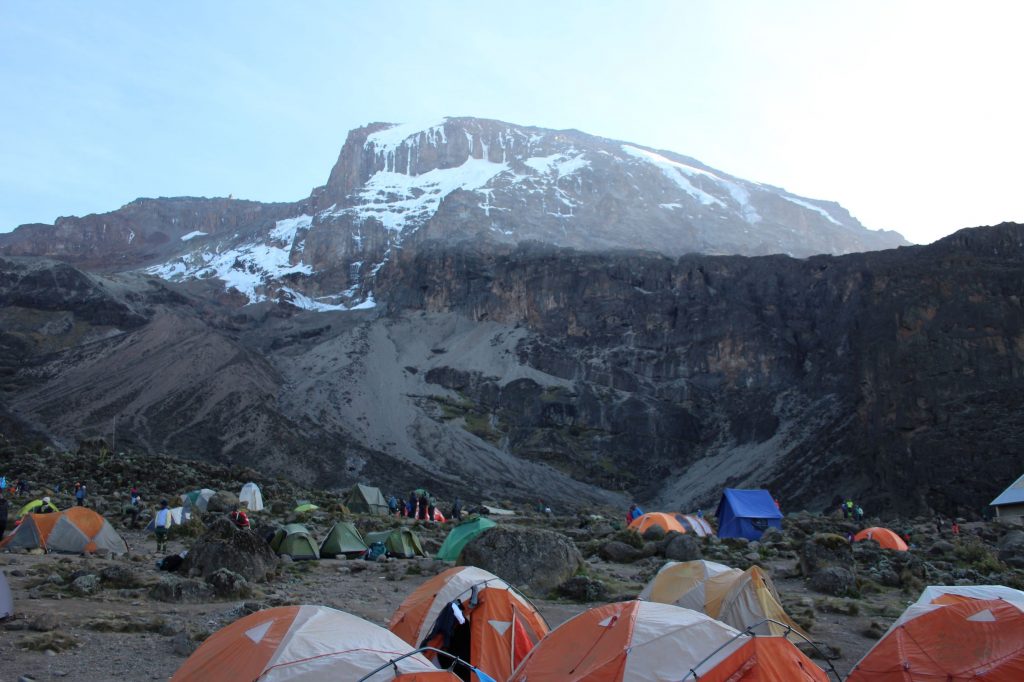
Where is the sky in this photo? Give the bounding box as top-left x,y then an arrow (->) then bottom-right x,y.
1,2 -> 1021,245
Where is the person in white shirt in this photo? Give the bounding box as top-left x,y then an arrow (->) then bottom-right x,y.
154,499 -> 172,552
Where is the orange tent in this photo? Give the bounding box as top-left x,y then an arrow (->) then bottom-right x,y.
853,527 -> 908,551
509,600 -> 827,681
847,597 -> 1024,681
173,605 -> 452,681
629,512 -> 687,535
389,566 -> 548,681
0,507 -> 127,555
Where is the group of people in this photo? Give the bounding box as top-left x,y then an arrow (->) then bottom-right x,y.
839,497 -> 865,523
0,475 -> 30,497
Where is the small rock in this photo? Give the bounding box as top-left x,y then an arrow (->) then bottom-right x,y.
71,574 -> 100,596
171,631 -> 196,657
29,613 -> 60,632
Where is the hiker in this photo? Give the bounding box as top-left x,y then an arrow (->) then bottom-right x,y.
427,495 -> 436,523
451,496 -> 463,521
952,520 -> 960,537
17,478 -> 29,495
387,494 -> 399,516
126,492 -> 143,529
0,475 -> 6,497
0,495 -> 8,537
626,503 -> 644,525
130,485 -> 141,505
75,482 -> 87,507
844,499 -> 854,519
39,496 -> 55,513
536,499 -> 545,513
407,491 -> 417,518
154,500 -> 172,552
417,492 -> 429,521
854,505 -> 864,523
696,508 -> 704,519
229,505 -> 250,529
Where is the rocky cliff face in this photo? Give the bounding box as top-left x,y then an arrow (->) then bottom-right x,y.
0,224 -> 1020,516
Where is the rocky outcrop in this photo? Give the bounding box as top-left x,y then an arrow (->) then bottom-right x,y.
182,518 -> 278,582
460,525 -> 583,595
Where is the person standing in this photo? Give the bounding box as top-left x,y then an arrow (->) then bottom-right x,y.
154,500 -> 172,553
0,495 -> 8,538
451,497 -> 463,522
75,482 -> 87,507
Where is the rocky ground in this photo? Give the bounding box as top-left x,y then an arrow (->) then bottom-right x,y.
3,443 -> 1024,681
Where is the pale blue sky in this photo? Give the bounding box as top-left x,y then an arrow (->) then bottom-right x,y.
2,1 -> 1021,244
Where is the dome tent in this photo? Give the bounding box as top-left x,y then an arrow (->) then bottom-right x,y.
435,517 -> 496,562
269,524 -> 319,561
509,600 -> 826,681
239,482 -> 264,512
181,489 -> 216,518
172,605 -> 455,681
0,507 -> 128,555
319,521 -> 368,559
853,526 -> 908,551
390,566 -> 549,681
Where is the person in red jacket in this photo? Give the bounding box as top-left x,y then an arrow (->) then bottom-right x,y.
229,505 -> 250,529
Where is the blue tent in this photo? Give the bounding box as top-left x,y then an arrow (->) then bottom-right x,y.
715,488 -> 783,540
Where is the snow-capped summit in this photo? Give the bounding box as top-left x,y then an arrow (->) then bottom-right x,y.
0,116 -> 907,310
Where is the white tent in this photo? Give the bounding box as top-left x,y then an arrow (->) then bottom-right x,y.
1,570 -> 13,619
146,506 -> 183,531
239,482 -> 264,512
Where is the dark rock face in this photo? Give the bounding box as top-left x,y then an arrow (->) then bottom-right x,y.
998,530 -> 1024,568
663,533 -> 703,562
182,518 -> 278,582
0,224 -> 1021,515
460,525 -> 582,595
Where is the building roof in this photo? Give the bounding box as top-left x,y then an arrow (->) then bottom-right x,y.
990,473 -> 1024,507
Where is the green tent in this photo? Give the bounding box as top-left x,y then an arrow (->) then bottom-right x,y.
345,484 -> 390,516
364,527 -> 427,558
293,503 -> 320,514
436,517 -> 497,562
319,521 -> 368,558
269,524 -> 320,560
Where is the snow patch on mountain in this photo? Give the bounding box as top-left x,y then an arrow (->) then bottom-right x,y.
333,158 -> 509,233
180,230 -> 208,241
523,152 -> 589,178
621,145 -> 726,208
147,215 -> 371,312
782,196 -> 842,226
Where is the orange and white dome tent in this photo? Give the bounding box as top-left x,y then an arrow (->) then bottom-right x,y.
847,585 -> 1024,681
509,600 -> 828,681
853,527 -> 908,551
389,566 -> 549,681
173,605 -> 460,681
0,507 -> 127,555
629,512 -> 713,537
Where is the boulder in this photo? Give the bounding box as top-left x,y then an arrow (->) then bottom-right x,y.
183,517 -> 277,582
641,526 -> 666,542
460,526 -> 582,595
206,490 -> 240,514
663,534 -> 703,561
71,574 -> 100,596
149,576 -> 216,603
599,541 -> 644,563
998,530 -> 1024,568
558,575 -> 609,602
799,533 -> 853,576
928,540 -> 956,556
809,566 -> 857,597
100,564 -> 142,589
205,568 -> 252,599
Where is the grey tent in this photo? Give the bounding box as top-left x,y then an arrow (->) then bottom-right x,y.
0,570 -> 12,619
269,524 -> 320,561
319,521 -> 368,558
345,484 -> 390,516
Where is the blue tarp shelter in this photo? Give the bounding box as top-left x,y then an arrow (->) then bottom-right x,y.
715,488 -> 783,540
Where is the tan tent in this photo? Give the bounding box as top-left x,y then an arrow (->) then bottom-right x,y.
641,562 -> 807,641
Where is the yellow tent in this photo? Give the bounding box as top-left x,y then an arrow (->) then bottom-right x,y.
641,561 -> 808,641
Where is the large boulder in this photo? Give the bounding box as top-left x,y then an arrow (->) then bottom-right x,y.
206,490 -> 240,513
663,533 -> 703,561
809,566 -> 857,597
150,576 -> 216,603
183,518 -> 277,582
998,530 -> 1024,568
799,533 -> 854,576
461,526 -> 582,595
599,541 -> 644,563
